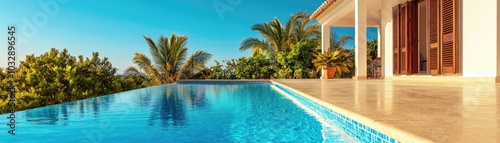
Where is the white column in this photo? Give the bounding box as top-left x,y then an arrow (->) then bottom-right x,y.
381,0 -> 393,78
354,0 -> 367,79
321,24 -> 331,79
377,26 -> 382,58
378,24 -> 385,78
321,24 -> 331,53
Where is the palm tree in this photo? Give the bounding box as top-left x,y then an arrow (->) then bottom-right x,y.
329,31 -> 354,51
239,38 -> 274,58
125,33 -> 212,85
239,12 -> 320,57
238,18 -> 292,58
366,39 -> 378,60
338,39 -> 378,78
294,12 -> 321,44
325,31 -> 355,78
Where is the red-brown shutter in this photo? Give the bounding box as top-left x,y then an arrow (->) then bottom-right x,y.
441,0 -> 458,74
428,0 -> 440,75
393,5 -> 400,75
409,1 -> 419,74
400,3 -> 409,75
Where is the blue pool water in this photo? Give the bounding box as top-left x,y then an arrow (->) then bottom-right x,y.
1,82 -> 357,143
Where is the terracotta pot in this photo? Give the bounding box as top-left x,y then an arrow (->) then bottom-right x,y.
323,67 -> 336,79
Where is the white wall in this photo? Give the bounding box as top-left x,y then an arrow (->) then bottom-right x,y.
497,0 -> 500,80
381,0 -> 404,77
462,0 -> 498,77
382,0 -> 499,78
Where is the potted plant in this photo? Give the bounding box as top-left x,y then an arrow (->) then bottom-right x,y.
312,49 -> 353,79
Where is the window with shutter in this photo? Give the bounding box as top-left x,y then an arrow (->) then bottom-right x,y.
409,1 -> 419,74
400,3 -> 408,75
441,0 -> 457,74
393,5 -> 400,75
428,0 -> 440,75
400,1 -> 420,75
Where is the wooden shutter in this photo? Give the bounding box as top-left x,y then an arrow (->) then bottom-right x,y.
428,0 -> 440,75
402,1 -> 419,75
393,5 -> 400,75
409,1 -> 419,74
441,0 -> 458,74
400,3 -> 408,75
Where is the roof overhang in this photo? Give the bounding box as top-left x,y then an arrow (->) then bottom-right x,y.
311,0 -> 382,27
310,0 -> 338,20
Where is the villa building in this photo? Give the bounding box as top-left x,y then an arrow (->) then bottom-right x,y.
312,0 -> 500,83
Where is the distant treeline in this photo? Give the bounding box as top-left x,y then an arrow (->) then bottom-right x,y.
0,48 -> 148,114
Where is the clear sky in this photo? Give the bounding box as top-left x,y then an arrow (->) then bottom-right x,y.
0,0 -> 377,74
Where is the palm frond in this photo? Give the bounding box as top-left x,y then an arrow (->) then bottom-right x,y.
135,33 -> 212,84
176,50 -> 212,80
144,36 -> 161,65
124,67 -> 143,76
189,68 -> 212,79
132,52 -> 162,84
312,49 -> 354,75
251,23 -> 274,41
239,37 -> 274,57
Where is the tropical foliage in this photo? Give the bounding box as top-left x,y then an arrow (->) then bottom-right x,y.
0,48 -> 147,114
366,39 -> 378,77
312,49 -> 353,75
206,55 -> 274,79
203,11 -> 376,79
329,31 -> 354,51
203,12 -> 378,79
220,12 -> 322,79
239,12 -> 320,59
0,11 -> 380,114
125,33 -> 212,85
275,40 -> 319,78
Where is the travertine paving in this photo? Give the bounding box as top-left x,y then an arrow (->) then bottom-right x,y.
272,79 -> 500,143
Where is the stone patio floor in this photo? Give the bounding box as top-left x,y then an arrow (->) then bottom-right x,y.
271,79 -> 500,143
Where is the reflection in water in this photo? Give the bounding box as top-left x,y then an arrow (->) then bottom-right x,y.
147,84 -> 211,129
92,98 -> 100,118
25,107 -> 60,125
24,94 -> 114,125
78,100 -> 85,115
1,82 -> 349,143
136,89 -> 153,107
60,102 -> 73,121
94,95 -> 111,113
149,85 -> 187,128
181,85 -> 208,108
59,102 -> 73,126
23,84 -> 210,129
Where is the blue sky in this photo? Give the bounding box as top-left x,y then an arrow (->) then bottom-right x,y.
0,0 -> 377,74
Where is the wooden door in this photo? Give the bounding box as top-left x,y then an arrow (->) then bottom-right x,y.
440,0 -> 458,74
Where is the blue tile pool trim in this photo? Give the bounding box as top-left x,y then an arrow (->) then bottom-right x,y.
272,83 -> 400,143
177,80 -> 270,85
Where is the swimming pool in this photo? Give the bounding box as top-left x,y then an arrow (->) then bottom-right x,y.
1,81 -> 358,143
